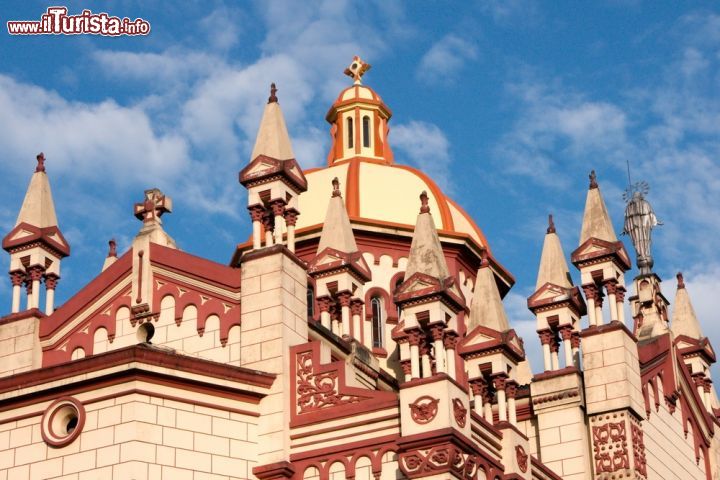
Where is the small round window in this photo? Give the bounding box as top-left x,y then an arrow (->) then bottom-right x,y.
41,397 -> 85,448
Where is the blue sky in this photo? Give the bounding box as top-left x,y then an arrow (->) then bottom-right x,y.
1,1 -> 719,376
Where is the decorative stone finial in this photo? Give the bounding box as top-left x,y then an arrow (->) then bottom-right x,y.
677,272 -> 685,289
480,247 -> 490,267
134,188 -> 172,224
344,55 -> 371,84
108,239 -> 117,258
36,152 -> 46,173
547,214 -> 556,234
589,170 -> 598,189
268,83 -> 278,103
419,191 -> 430,214
332,177 -> 341,197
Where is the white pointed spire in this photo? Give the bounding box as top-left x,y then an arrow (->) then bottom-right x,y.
404,191 -> 450,281
671,272 -> 703,340
15,153 -> 59,229
317,178 -> 358,254
579,170 -> 617,244
250,83 -> 294,161
536,215 -> 573,290
468,250 -> 510,332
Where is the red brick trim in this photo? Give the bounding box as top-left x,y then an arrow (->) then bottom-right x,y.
234,243 -> 307,270
400,372 -> 469,394
150,243 -> 240,290
3,222 -> 71,257
0,344 -> 274,396
580,320 -> 637,342
532,366 -> 579,382
252,461 -> 295,479
39,251 -> 132,338
0,308 -> 45,326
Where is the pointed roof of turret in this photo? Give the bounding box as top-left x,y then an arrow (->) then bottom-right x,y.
579,170 -> 617,244
307,178 -> 370,282
2,153 -> 70,257
672,272 -> 704,340
249,83 -> 294,161
468,250 -> 510,332
238,84 -> 307,193
536,214 -> 573,290
317,178 -> 358,254
404,191 -> 450,281
15,153 -> 59,229
394,191 -> 464,313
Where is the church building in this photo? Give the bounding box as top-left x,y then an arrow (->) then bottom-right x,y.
0,56 -> 717,479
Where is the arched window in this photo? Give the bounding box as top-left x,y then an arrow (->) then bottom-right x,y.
307,286 -> 315,319
347,117 -> 354,149
371,297 -> 383,348
362,115 -> 370,148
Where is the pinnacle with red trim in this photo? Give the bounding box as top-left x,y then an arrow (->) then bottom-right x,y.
579,170 -> 617,244
15,152 -> 59,229
535,215 -> 573,290
468,251 -> 510,332
317,178 -> 357,254
671,272 -> 703,340
404,191 -> 449,281
251,82 -> 294,161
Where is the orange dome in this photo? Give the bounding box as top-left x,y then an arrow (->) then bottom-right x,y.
296,158 -> 490,252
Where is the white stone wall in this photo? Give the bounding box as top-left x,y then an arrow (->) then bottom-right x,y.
644,381 -> 707,479
240,250 -> 308,466
0,392 -> 257,480
516,418 -> 540,458
535,407 -> 589,479
0,317 -> 40,377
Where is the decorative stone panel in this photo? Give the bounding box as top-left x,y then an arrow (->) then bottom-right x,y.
589,411 -> 646,480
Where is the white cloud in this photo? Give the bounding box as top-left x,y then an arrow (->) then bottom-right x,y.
198,6 -> 243,51
391,121 -> 454,191
417,34 -> 479,85
0,75 -> 190,187
504,290 -> 543,374
477,0 -> 540,23
92,50 -> 221,86
492,80 -> 630,190
676,264 -> 720,338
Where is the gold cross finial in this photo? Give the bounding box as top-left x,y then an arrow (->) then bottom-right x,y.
344,55 -> 371,84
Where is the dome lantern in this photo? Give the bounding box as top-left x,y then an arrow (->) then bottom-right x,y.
325,56 -> 394,166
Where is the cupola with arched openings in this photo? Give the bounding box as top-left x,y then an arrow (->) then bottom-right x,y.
325,56 -> 394,165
